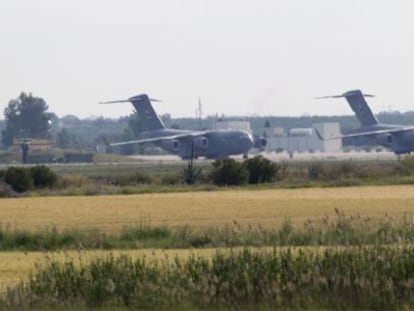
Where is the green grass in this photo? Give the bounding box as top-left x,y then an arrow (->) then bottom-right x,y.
4,157 -> 414,197
6,306 -> 277,311
5,246 -> 414,310
3,211 -> 414,251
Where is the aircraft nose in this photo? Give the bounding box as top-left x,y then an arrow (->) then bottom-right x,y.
242,133 -> 254,149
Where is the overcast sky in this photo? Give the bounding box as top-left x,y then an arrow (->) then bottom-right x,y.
1,0 -> 414,119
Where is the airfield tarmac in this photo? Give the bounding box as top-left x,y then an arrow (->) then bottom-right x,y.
0,151 -> 399,172
126,150 -> 399,163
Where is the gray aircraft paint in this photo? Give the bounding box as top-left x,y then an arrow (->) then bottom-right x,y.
317,90 -> 414,155
101,94 -> 266,159
341,90 -> 378,127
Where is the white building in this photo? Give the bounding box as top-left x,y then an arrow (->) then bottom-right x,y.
212,120 -> 252,132
263,122 -> 342,153
211,119 -> 342,154
310,123 -> 342,153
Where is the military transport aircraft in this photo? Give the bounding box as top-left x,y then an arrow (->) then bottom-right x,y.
316,89 -> 414,154
101,94 -> 266,159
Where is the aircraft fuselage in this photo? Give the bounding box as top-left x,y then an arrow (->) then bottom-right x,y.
140,129 -> 254,159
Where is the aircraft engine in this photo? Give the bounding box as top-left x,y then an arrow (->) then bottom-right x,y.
375,133 -> 393,146
193,136 -> 209,149
400,131 -> 414,144
254,136 -> 267,149
161,139 -> 181,152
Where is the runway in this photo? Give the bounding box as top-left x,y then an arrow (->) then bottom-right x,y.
127,150 -> 399,163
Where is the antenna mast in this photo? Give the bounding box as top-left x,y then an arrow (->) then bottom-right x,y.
196,97 -> 203,129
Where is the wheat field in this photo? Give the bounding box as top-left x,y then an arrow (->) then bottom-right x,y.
1,185 -> 414,233
2,185 -> 414,290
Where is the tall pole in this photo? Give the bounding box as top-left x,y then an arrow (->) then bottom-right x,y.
198,97 -> 202,130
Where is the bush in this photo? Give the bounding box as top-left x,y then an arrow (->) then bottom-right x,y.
329,161 -> 359,180
243,155 -> 280,184
394,155 -> 414,176
181,160 -> 202,185
210,158 -> 248,186
30,165 -> 58,188
307,161 -> 359,181
159,172 -> 183,185
3,166 -> 58,193
129,171 -> 153,184
4,167 -> 32,192
114,171 -> 153,186
0,182 -> 14,197
307,162 -> 325,180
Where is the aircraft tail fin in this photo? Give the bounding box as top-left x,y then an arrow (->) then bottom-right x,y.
128,94 -> 165,131
316,90 -> 378,127
101,94 -> 165,131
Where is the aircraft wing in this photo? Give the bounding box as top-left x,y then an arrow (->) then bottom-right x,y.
315,126 -> 414,140
110,131 -> 210,146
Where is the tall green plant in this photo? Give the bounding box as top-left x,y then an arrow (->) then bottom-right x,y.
243,155 -> 280,184
30,165 -> 58,188
180,142 -> 200,184
8,247 -> 414,309
4,167 -> 32,192
210,158 -> 248,186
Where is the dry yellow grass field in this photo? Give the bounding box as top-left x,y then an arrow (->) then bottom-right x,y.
2,185 -> 414,291
0,185 -> 414,233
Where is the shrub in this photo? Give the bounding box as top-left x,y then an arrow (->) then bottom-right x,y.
394,155 -> 414,176
30,165 -> 58,188
181,160 -> 202,185
4,167 -> 32,192
307,162 -> 325,181
329,161 -> 359,180
307,161 -> 359,181
114,171 -> 153,186
0,182 -> 14,197
243,155 -> 280,184
159,172 -> 183,185
129,171 -> 153,184
210,158 -> 248,186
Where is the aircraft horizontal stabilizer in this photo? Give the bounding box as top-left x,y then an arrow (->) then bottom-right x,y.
314,95 -> 345,99
99,95 -> 162,105
314,93 -> 375,100
99,99 -> 130,104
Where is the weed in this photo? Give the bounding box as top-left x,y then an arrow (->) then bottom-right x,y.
6,246 -> 414,309
1,212 -> 414,251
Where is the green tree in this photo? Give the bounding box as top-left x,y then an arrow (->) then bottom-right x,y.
210,158 -> 248,186
243,155 -> 280,184
30,165 -> 58,188
4,167 -> 32,192
2,92 -> 51,147
120,127 -> 136,155
56,129 -> 70,149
